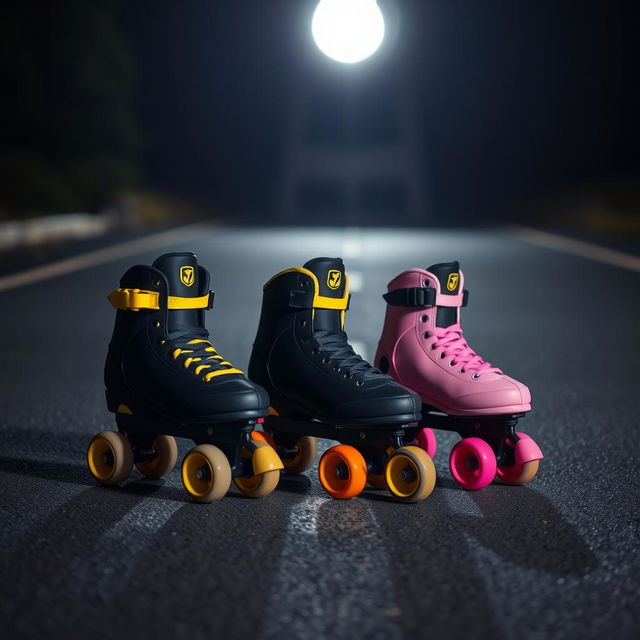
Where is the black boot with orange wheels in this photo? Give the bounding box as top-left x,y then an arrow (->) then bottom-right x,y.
87,252 -> 283,503
249,257 -> 437,503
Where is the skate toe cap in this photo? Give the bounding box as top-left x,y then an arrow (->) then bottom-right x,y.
332,383 -> 421,423
184,376 -> 270,418
456,375 -> 531,413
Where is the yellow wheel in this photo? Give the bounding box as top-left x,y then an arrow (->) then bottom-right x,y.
367,473 -> 388,490
234,442 -> 281,497
283,436 -> 318,474
181,444 -> 231,503
385,445 -> 436,503
87,430 -> 133,486
135,435 -> 178,479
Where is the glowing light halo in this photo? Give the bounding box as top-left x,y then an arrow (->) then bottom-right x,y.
311,0 -> 385,64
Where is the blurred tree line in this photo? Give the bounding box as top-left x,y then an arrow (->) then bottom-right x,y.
0,0 -> 137,218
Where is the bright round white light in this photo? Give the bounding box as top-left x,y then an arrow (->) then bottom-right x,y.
311,0 -> 385,64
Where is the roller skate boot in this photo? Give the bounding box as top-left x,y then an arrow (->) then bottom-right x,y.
376,261 -> 542,490
87,252 -> 283,502
249,257 -> 436,503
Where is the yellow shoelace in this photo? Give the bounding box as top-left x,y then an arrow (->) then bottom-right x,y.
171,338 -> 243,381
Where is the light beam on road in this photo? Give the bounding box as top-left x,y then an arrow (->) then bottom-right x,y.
311,0 -> 385,64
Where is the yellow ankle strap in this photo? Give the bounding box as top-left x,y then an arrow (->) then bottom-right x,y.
108,288 -> 213,311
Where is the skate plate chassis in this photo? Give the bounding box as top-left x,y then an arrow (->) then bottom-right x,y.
115,412 -> 266,480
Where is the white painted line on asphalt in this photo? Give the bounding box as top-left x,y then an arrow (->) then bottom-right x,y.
509,225 -> 640,272
350,340 -> 369,362
349,270 -> 363,292
0,222 -> 213,293
258,495 -> 404,640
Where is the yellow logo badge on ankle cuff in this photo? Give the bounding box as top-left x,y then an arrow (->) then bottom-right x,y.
180,265 -> 195,287
446,273 -> 459,291
327,270 -> 342,290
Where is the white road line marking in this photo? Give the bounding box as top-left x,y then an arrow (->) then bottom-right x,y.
0,222 -> 213,293
349,340 -> 369,362
349,270 -> 363,292
259,495 -> 404,640
509,225 -> 640,272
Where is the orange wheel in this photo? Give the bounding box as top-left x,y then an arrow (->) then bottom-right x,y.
251,430 -> 277,449
318,444 -> 367,499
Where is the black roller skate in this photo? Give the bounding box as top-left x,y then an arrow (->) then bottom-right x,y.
87,252 -> 283,502
249,257 -> 436,503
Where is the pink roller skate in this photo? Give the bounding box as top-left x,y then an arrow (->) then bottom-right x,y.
375,262 -> 543,490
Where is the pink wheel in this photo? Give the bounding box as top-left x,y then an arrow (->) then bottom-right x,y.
496,433 -> 541,485
449,437 -> 497,490
415,427 -> 437,458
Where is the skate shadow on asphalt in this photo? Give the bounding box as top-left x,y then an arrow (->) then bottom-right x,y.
0,454 -> 199,502
463,484 -> 598,575
365,482 -> 598,639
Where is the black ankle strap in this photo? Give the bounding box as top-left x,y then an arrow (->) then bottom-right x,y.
383,287 -> 469,308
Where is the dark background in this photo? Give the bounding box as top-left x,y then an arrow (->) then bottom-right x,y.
1,0 -> 639,226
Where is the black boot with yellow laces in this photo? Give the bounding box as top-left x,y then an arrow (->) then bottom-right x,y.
87,252 -> 282,502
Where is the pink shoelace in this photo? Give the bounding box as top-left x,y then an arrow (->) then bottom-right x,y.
431,323 -> 503,377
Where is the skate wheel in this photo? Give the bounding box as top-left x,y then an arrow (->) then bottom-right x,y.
367,473 -> 388,490
135,435 -> 178,479
385,446 -> 436,503
496,433 -> 540,485
234,442 -> 281,498
415,427 -> 438,458
449,437 -> 497,490
87,431 -> 133,486
181,444 -> 231,503
282,436 -> 318,474
318,444 -> 367,499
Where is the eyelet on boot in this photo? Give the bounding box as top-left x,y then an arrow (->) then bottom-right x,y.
333,366 -> 341,373
312,347 -> 319,355
421,315 -> 428,323
322,357 -> 330,364
439,352 -> 446,359
449,360 -> 456,367
356,380 -> 364,386
472,373 -> 480,379
299,319 -> 307,327
154,321 -> 161,328
423,332 -> 430,339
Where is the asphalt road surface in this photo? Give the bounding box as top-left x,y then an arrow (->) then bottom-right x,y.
0,224 -> 638,640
